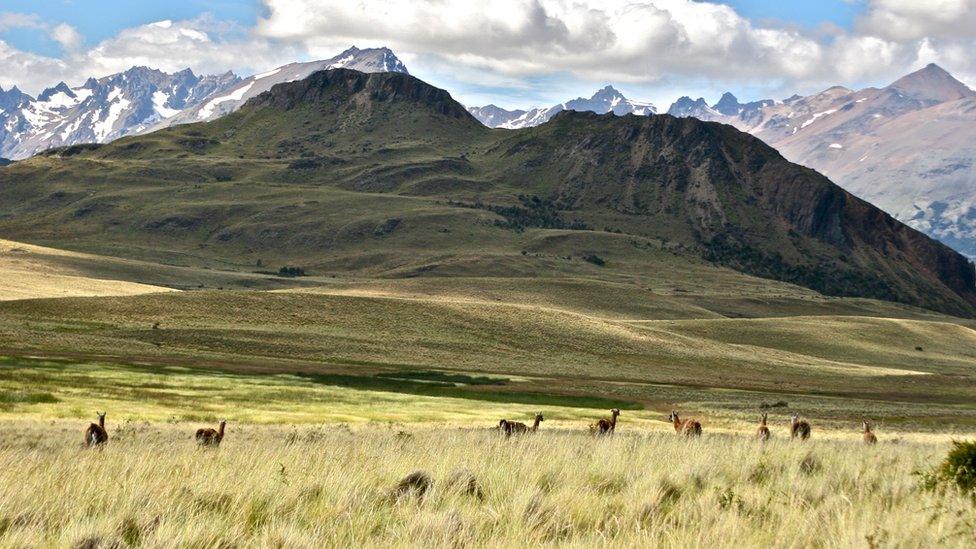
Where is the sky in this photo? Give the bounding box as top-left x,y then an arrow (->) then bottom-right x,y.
1,0 -> 975,111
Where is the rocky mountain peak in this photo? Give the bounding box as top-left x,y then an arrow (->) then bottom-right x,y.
887,63 -> 975,104
38,82 -> 74,102
666,96 -> 713,117
712,92 -> 741,116
247,68 -> 474,122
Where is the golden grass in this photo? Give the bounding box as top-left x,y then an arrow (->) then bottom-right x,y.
0,238 -> 175,301
1,421 -> 973,547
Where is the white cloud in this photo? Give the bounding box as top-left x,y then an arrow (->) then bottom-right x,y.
0,1 -> 975,107
0,12 -> 44,32
51,23 -> 83,51
0,16 -> 301,94
254,0 -> 828,84
0,40 -> 69,91
253,0 -> 976,101
860,0 -> 976,41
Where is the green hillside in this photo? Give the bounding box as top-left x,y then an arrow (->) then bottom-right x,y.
0,69 -> 972,316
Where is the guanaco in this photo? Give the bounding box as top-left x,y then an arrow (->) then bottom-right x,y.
499,413 -> 544,436
195,420 -> 226,446
862,421 -> 877,445
84,412 -> 108,447
790,413 -> 811,440
668,411 -> 702,436
590,408 -> 620,435
757,412 -> 771,442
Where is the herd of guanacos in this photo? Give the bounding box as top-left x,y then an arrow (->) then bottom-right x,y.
83,412 -> 226,448
498,409 -> 880,444
80,409 -> 880,448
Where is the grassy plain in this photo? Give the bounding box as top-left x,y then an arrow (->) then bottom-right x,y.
1,422 -> 974,547
0,246 -> 974,546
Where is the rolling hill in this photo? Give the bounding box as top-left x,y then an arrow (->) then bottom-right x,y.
0,68 -> 973,317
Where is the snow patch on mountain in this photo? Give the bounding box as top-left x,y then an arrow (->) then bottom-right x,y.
197,82 -> 255,119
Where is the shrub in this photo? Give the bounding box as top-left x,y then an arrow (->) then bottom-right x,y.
278,266 -> 306,277
582,254 -> 606,266
938,440 -> 976,493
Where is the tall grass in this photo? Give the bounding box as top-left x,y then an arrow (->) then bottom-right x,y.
1,421 -> 973,547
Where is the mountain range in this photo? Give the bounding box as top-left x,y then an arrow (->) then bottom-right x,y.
0,47 -> 407,160
468,85 -> 656,129
0,69 -> 240,160
469,64 -> 976,259
661,64 -> 976,259
0,68 -> 972,316
2,46 -> 976,267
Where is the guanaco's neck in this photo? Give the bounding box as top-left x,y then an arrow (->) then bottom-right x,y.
532,417 -> 541,430
610,412 -> 618,428
218,422 -> 225,438
99,416 -> 105,429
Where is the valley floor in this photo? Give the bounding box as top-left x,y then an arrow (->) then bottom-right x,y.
2,237 -> 976,546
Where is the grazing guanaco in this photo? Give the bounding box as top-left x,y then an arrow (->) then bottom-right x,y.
195,420 -> 226,446
590,408 -> 620,436
499,413 -> 544,437
862,421 -> 877,445
668,411 -> 702,436
757,412 -> 771,442
84,412 -> 108,447
790,413 -> 811,440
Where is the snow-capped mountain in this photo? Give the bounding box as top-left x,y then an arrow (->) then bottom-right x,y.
468,85 -> 656,129
0,68 -> 240,159
665,96 -> 718,118
666,64 -> 976,259
0,46 -> 408,160
153,46 -> 408,128
664,93 -> 774,124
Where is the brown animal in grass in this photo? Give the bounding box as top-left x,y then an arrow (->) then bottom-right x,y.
668,411 -> 702,436
84,412 -> 108,447
499,413 -> 544,437
590,408 -> 620,436
195,420 -> 226,446
757,412 -> 771,442
862,421 -> 878,445
790,413 -> 811,440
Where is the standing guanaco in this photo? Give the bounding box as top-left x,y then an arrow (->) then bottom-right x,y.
84,412 -> 108,447
668,411 -> 702,436
757,412 -> 771,442
790,413 -> 811,440
590,408 -> 620,435
195,420 -> 226,446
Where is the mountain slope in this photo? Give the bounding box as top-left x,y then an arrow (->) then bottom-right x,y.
0,69 -> 973,316
666,64 -> 976,259
469,86 -> 655,129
